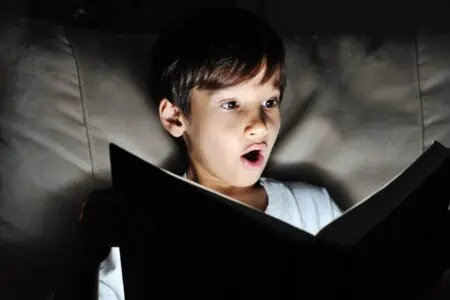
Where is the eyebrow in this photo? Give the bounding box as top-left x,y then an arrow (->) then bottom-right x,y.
206,86 -> 281,101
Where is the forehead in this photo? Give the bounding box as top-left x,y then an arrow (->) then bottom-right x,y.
206,69 -> 282,98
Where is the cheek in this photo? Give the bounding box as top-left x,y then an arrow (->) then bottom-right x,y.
204,119 -> 241,158
266,111 -> 281,148
196,117 -> 235,151
267,110 -> 281,131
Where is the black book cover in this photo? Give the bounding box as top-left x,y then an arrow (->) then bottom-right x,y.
110,141 -> 450,299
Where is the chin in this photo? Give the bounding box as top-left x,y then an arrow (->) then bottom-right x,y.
232,173 -> 263,188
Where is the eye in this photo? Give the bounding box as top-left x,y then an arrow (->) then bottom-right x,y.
263,98 -> 280,109
220,100 -> 239,110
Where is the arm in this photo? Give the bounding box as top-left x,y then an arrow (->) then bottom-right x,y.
98,247 -> 125,300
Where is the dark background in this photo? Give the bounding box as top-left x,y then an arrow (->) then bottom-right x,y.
3,0 -> 240,34
4,0 -> 450,36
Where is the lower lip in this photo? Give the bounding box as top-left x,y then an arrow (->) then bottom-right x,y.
241,152 -> 265,170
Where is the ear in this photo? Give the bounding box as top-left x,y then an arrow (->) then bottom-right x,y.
158,98 -> 187,138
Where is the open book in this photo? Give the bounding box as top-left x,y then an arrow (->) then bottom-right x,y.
110,141 -> 450,299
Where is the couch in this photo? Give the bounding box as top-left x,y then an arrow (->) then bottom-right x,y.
1,9 -> 450,299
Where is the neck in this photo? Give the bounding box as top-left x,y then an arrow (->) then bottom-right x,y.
186,165 -> 267,211
186,166 -> 254,195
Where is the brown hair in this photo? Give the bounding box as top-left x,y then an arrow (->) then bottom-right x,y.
150,7 -> 286,116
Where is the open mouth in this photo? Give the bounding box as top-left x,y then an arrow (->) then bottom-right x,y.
242,150 -> 261,162
241,149 -> 264,169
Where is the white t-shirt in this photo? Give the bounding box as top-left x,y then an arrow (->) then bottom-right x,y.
98,177 -> 342,300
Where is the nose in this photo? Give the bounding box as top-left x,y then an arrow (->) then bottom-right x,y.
244,110 -> 268,140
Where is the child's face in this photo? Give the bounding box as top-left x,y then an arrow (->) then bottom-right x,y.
160,67 -> 281,188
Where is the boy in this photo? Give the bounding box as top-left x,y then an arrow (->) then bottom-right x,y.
96,7 -> 342,299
